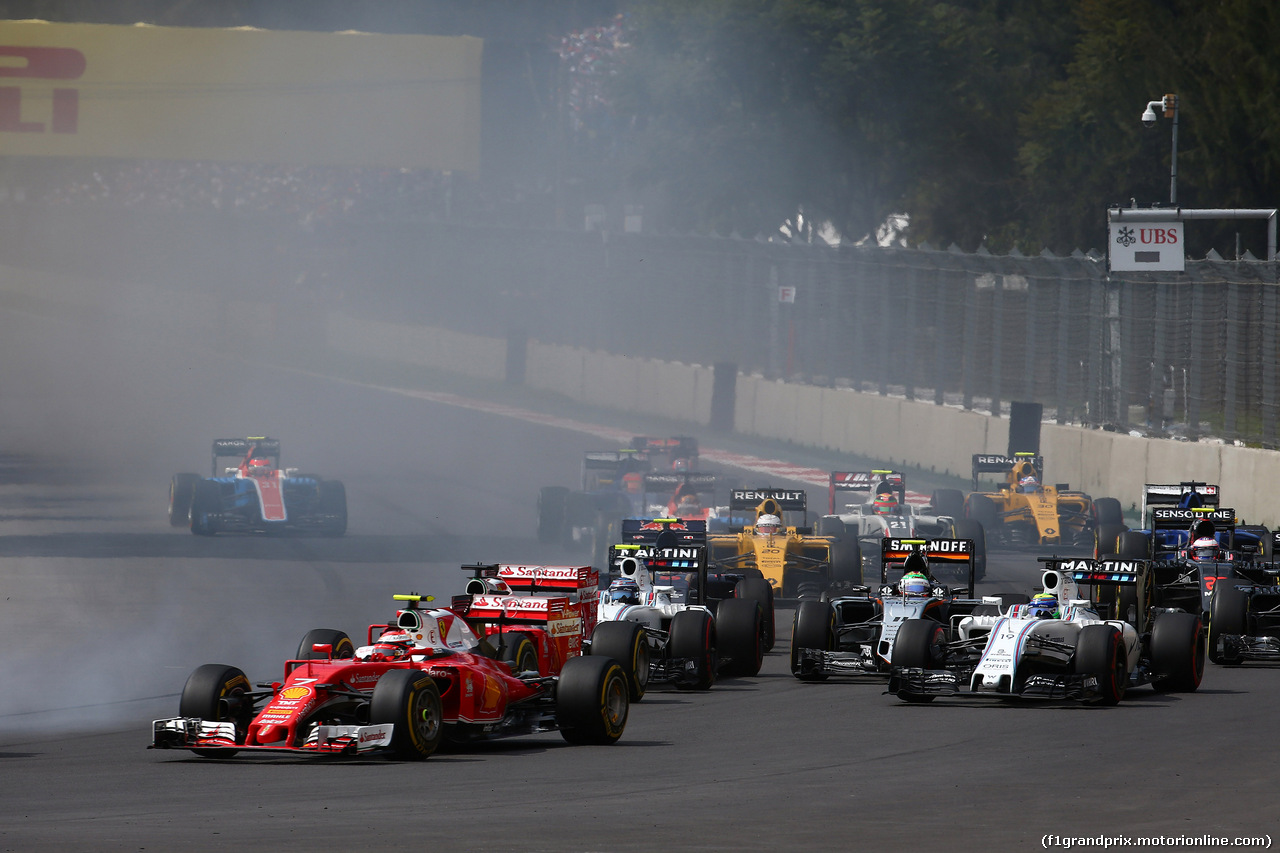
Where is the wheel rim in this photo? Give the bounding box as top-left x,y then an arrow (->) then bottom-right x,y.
603,673 -> 627,727
410,688 -> 441,747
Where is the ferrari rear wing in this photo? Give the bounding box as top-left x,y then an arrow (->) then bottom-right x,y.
211,437 -> 280,474
1142,482 -> 1220,510
828,470 -> 904,514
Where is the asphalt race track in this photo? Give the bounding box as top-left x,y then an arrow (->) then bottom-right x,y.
0,301 -> 1276,852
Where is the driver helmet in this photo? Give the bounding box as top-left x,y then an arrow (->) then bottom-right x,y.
607,579 -> 641,606
1028,592 -> 1059,619
246,457 -> 273,477
364,630 -> 413,660
677,492 -> 701,513
899,571 -> 931,597
873,491 -> 899,515
756,514 -> 782,536
1188,535 -> 1222,561
1018,474 -> 1039,493
672,457 -> 689,472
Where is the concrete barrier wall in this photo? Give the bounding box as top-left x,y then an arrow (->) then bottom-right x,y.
322,315 -> 1280,526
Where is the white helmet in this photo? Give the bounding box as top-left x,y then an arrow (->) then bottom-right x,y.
756,514 -> 782,536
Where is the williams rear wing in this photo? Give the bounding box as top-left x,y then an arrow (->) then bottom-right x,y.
829,470 -> 904,514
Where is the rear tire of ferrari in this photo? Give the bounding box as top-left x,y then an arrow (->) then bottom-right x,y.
716,598 -> 764,677
790,600 -> 834,682
496,631 -> 540,675
168,473 -> 199,527
537,486 -> 569,544
1208,581 -> 1248,664
735,577 -> 776,652
589,622 -> 649,701
295,629 -> 355,661
317,480 -> 347,537
369,669 -> 443,759
189,479 -> 222,536
668,609 -> 716,690
1073,624 -> 1126,705
556,655 -> 629,745
179,664 -> 252,757
1150,611 -> 1204,692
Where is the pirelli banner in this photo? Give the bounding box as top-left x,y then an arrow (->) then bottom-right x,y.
0,20 -> 482,170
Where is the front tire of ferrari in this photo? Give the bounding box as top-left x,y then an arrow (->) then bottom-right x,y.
556,655 -> 629,745
168,473 -> 199,527
295,628 -> 355,661
1150,611 -> 1205,692
1073,624 -> 1127,705
735,577 -> 775,652
369,669 -> 443,760
589,622 -> 649,701
179,664 -> 253,757
716,598 -> 764,677
668,609 -> 716,690
790,600 -> 834,682
1208,581 -> 1248,664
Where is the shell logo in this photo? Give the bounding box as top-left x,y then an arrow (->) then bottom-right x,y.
280,686 -> 312,700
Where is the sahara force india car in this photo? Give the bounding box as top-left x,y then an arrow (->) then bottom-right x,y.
151,593 -> 629,759
790,537 -> 982,680
822,470 -> 987,579
168,437 -> 347,536
886,558 -> 1204,704
707,488 -> 861,600
965,452 -> 1122,550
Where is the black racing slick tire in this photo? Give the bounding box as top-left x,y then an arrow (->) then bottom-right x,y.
556,655 -> 629,745
189,479 -> 222,536
1118,530 -> 1151,560
1150,611 -> 1205,692
668,609 -> 716,690
168,473 -> 199,527
735,577 -> 776,652
368,669 -> 444,759
965,493 -> 998,531
317,480 -> 347,537
589,622 -> 650,701
790,600 -> 834,681
1093,497 -> 1124,527
179,664 -> 253,757
1208,581 -> 1249,664
931,488 -> 966,520
295,629 -> 355,661
890,620 -> 947,703
496,631 -> 541,675
537,486 -> 569,544
950,519 -> 986,582
716,597 -> 764,677
1094,523 -> 1127,559
1072,624 -> 1127,705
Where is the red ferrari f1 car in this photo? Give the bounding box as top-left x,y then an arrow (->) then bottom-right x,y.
151,592 -> 628,759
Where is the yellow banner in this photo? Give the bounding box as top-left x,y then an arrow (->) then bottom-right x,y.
0,20 -> 482,170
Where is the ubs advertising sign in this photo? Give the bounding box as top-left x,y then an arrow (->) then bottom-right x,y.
1108,214 -> 1185,272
